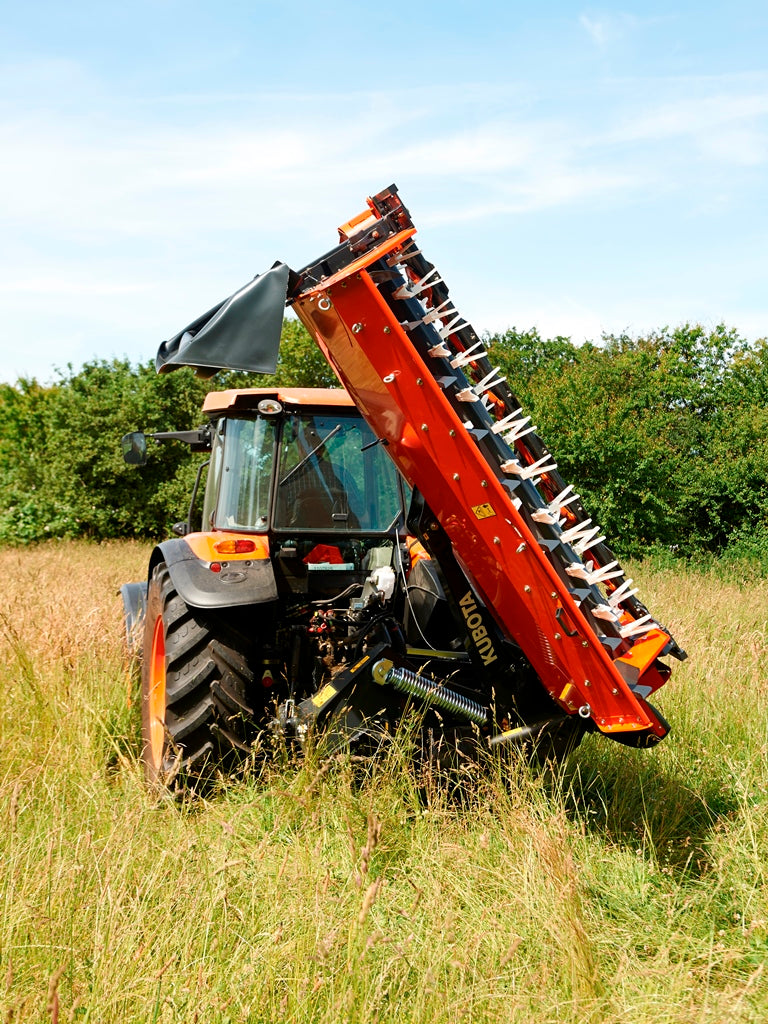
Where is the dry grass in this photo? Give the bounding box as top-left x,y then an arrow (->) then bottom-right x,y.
1,541 -> 767,1022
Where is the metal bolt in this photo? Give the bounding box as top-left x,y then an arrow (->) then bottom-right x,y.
449,429 -> 456,437
584,679 -> 591,687
493,536 -> 500,545
416,377 -> 423,385
524,585 -> 531,593
611,688 -> 618,695
421,423 -> 429,432
383,326 -> 391,334
453,473 -> 460,481
516,543 -> 527,553
551,592 -> 557,599
554,632 -> 561,641
352,322 -> 363,333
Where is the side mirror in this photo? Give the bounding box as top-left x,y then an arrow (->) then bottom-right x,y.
121,432 -> 148,466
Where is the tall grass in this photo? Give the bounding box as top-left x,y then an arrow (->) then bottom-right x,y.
1,541 -> 766,1022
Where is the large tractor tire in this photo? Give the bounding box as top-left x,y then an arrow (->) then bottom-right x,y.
141,562 -> 260,792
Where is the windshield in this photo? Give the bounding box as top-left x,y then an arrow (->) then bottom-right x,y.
203,410 -> 405,535
205,417 -> 277,531
274,411 -> 402,532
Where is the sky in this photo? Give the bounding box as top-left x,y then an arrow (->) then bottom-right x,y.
1,0 -> 767,384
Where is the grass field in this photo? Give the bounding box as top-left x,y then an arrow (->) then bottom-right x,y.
1,541 -> 767,1023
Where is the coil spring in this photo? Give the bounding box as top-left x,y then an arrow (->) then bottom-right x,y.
383,665 -> 488,726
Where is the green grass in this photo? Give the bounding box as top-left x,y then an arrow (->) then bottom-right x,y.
1,541 -> 767,1022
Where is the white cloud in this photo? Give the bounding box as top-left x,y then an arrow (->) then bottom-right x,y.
0,275 -> 146,296
1,58 -> 767,383
3,102 -> 654,247
11,66 -> 764,269
579,12 -> 641,47
616,89 -> 768,141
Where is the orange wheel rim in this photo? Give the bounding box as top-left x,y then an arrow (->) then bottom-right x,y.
148,615 -> 167,770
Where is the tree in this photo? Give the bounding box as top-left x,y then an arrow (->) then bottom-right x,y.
2,318 -> 765,559
0,319 -> 335,543
486,323 -> 768,558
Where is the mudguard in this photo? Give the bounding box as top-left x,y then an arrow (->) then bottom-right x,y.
149,537 -> 278,610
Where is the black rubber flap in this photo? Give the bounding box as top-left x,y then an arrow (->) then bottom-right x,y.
156,262 -> 290,376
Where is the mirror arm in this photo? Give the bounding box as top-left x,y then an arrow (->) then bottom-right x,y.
149,427 -> 211,451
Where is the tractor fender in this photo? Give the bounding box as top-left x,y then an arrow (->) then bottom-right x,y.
148,538 -> 278,611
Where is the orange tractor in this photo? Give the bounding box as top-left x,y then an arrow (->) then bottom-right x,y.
122,185 -> 685,790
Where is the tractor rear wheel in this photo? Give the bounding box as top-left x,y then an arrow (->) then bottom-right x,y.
140,562 -> 261,792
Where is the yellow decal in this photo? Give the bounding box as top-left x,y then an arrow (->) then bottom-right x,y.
471,503 -> 496,520
310,683 -> 339,708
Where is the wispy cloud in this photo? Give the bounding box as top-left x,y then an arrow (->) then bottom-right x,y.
616,90 -> 768,141
0,98 -> 650,245
579,11 -> 641,47
611,85 -> 768,168
0,275 -> 146,296
1,48 -> 767,382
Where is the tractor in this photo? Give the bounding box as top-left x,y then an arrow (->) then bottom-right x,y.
122,185 -> 685,791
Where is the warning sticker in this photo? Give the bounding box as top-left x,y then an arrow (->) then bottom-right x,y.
471,503 -> 496,520
310,683 -> 338,708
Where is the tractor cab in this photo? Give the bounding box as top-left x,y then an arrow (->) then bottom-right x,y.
201,388 -> 407,541
192,388 -> 413,598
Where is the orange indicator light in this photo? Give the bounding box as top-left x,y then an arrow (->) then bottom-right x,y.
213,539 -> 257,555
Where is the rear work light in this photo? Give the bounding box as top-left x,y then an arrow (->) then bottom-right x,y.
213,539 -> 257,555
257,398 -> 283,416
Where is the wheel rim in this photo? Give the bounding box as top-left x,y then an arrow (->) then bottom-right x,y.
148,615 -> 167,771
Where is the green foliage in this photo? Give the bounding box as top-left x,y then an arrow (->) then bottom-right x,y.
1,319 -> 767,564
488,323 -> 768,560
0,360 -> 209,541
0,319 -> 335,543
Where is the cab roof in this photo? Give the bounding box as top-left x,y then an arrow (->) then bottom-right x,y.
202,387 -> 354,415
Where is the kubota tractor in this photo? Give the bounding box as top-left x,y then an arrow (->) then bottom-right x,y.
122,185 -> 685,791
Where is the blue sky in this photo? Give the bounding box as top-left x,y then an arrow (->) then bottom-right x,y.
1,1 -> 766,384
